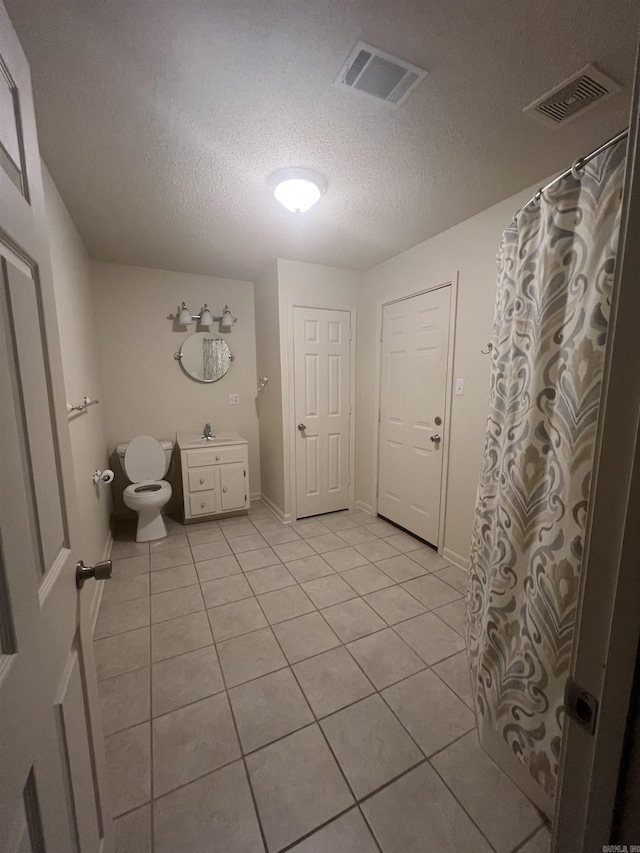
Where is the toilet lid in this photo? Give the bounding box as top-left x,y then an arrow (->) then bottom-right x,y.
124,435 -> 166,483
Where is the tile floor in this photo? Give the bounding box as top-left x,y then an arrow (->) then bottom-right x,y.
96,502 -> 552,853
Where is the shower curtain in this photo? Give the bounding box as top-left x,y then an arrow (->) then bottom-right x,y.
203,338 -> 218,381
466,138 -> 626,807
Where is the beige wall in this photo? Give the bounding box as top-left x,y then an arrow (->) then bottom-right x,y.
254,261 -> 285,514
92,262 -> 260,516
42,163 -> 112,561
277,259 -> 362,520
356,180 -> 542,565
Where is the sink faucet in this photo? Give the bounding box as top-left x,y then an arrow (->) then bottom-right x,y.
202,423 -> 213,440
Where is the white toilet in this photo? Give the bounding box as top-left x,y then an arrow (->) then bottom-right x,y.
116,435 -> 173,542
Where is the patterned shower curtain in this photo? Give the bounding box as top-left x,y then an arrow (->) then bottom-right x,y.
466,138 -> 626,803
203,338 -> 218,381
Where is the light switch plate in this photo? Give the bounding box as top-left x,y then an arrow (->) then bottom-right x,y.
455,379 -> 464,396
229,393 -> 240,405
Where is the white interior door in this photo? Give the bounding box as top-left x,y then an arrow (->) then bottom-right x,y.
378,286 -> 451,545
0,5 -> 112,852
294,306 -> 351,519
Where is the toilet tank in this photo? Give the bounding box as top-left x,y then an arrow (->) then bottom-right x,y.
116,439 -> 174,477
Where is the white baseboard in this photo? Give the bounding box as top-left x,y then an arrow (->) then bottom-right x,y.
354,500 -> 374,515
441,546 -> 469,571
250,492 -> 261,502
260,493 -> 290,524
90,527 -> 114,636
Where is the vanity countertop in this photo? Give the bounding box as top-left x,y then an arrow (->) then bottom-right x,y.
176,431 -> 247,450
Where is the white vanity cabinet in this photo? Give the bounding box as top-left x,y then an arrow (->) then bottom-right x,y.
177,432 -> 250,521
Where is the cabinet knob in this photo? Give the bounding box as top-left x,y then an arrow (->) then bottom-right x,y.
200,501 -> 206,508
216,455 -> 220,461
199,477 -> 204,484
223,486 -> 227,493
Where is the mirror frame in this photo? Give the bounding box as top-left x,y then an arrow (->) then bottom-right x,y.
174,333 -> 235,383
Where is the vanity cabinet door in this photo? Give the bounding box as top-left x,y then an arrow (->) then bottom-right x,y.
219,463 -> 246,511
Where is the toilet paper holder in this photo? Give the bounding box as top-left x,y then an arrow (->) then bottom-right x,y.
93,469 -> 114,485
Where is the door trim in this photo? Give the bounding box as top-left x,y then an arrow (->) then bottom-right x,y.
553,48 -> 640,851
371,278 -> 457,552
285,303 -> 356,522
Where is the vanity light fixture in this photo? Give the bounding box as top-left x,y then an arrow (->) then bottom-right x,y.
268,168 -> 327,213
173,302 -> 237,329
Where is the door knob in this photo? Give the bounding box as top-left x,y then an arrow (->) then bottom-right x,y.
223,487 -> 227,493
430,434 -> 441,443
298,424 -> 307,431
76,559 -> 112,590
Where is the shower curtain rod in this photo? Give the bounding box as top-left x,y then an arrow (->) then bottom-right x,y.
524,128 -> 628,209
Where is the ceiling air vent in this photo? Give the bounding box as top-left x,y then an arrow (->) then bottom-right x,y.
524,64 -> 621,128
334,41 -> 427,107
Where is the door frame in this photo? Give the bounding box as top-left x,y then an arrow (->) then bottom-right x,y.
553,47 -> 640,852
285,303 -> 357,522
370,278 -> 457,552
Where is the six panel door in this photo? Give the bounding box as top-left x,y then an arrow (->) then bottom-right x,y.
378,286 -> 451,545
294,307 -> 351,519
0,5 -> 111,851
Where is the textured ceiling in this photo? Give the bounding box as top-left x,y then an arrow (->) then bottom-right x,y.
5,0 -> 639,280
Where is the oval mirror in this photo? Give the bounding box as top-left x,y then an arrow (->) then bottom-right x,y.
176,333 -> 234,383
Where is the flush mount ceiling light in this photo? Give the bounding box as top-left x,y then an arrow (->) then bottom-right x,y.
268,168 -> 327,213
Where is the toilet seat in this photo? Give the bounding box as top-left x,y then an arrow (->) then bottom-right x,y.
124,479 -> 171,500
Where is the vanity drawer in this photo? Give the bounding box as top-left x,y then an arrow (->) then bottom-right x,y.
189,490 -> 217,516
188,468 -> 216,492
186,446 -> 245,467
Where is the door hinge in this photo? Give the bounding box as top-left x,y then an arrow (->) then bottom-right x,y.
564,677 -> 598,735
349,328 -> 352,341
244,469 -> 246,477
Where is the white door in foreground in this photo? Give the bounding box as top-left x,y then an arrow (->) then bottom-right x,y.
0,5 -> 112,851
294,307 -> 351,518
378,286 -> 451,545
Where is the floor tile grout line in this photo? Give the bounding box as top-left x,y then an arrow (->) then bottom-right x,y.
356,803 -> 386,853
101,553 -> 468,680
102,639 -> 472,739
117,734 -> 517,853
275,803 -> 365,853
107,509 -> 479,850
510,821 -> 550,852
96,596 -> 467,686
187,533 -> 271,853
250,580 -> 443,834
426,749 -> 502,853
242,577 -> 378,829
147,553 -> 156,853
